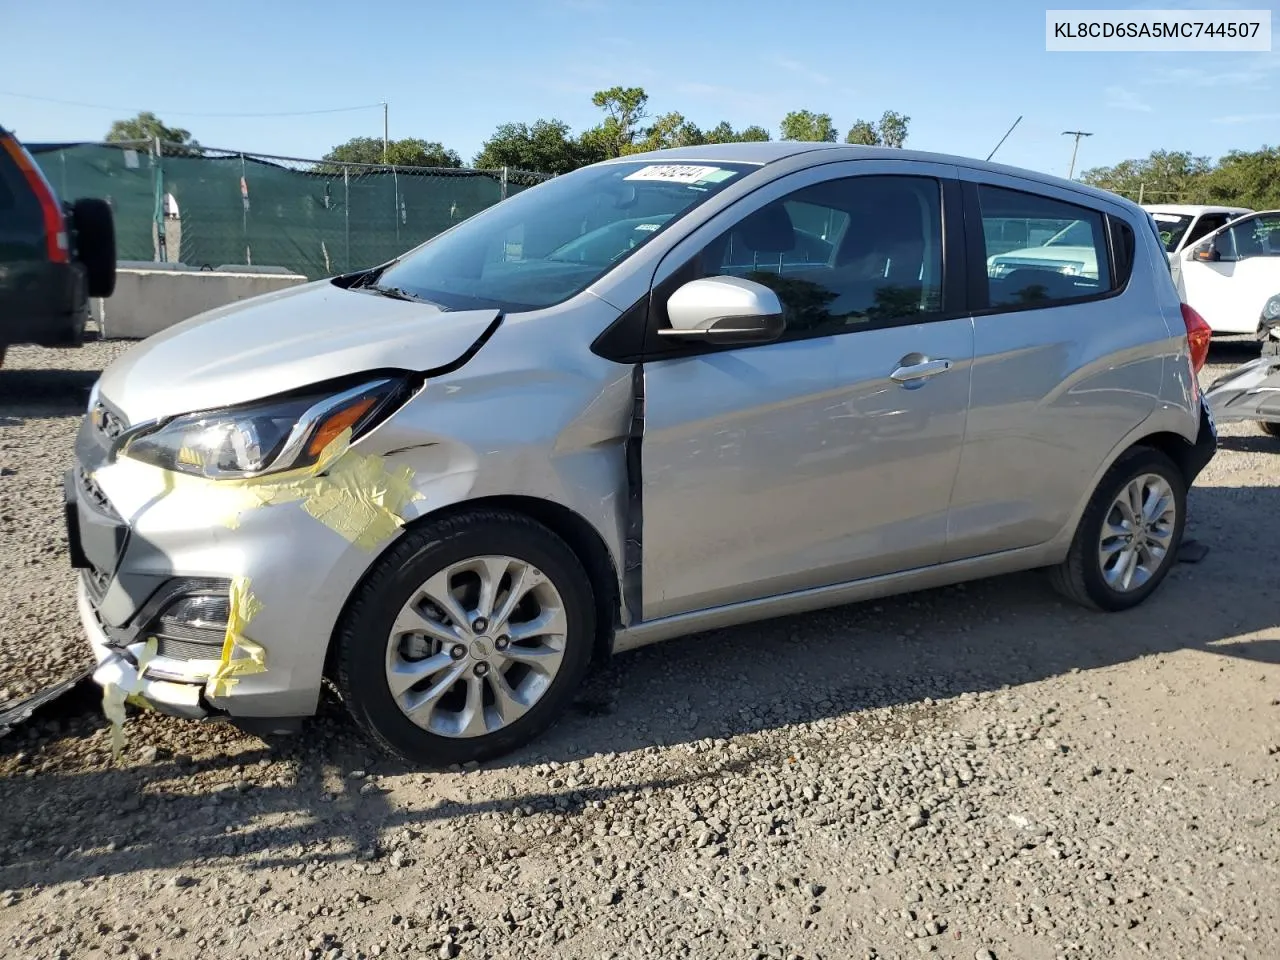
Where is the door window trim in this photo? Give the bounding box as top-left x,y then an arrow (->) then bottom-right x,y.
592,161 -> 969,363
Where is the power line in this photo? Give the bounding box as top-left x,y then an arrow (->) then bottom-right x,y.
0,90 -> 384,119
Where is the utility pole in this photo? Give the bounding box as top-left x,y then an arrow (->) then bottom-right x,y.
1062,130 -> 1092,179
382,101 -> 389,163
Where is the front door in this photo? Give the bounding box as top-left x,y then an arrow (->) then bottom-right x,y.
1179,212 -> 1280,334
639,167 -> 975,620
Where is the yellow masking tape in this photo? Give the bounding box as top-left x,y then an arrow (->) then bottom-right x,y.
101,428 -> 424,549
205,577 -> 267,698
102,636 -> 158,760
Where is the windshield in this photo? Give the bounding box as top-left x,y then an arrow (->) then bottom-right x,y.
372,161 -> 755,312
1150,213 -> 1194,252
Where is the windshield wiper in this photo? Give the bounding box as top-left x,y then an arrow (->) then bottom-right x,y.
366,284 -> 438,306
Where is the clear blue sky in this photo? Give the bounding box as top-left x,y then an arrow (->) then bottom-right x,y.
3,0 -> 1278,177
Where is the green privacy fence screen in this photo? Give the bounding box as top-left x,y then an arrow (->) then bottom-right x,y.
26,140 -> 553,281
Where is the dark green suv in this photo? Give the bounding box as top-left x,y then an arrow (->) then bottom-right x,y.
0,123 -> 116,365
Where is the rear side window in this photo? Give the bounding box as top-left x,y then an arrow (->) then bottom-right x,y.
1109,216 -> 1136,287
977,185 -> 1112,310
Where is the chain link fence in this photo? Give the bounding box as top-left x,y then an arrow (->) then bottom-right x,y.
26,140 -> 552,280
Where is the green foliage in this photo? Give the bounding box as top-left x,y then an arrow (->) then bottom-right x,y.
105,112 -> 200,156
1080,149 -> 1211,203
844,120 -> 878,146
474,120 -> 600,175
1203,146 -> 1280,210
586,86 -> 650,158
323,137 -> 461,168
843,111 -> 911,148
779,110 -> 838,143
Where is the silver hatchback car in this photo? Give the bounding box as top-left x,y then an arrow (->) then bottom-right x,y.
70,143 -> 1218,764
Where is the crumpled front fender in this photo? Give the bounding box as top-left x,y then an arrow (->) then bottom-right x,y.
1203,355 -> 1280,425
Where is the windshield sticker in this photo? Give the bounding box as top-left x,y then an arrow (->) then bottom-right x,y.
634,223 -> 661,232
624,164 -> 734,184
1151,213 -> 1184,223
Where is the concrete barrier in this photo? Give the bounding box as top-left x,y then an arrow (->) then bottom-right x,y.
92,262 -> 309,339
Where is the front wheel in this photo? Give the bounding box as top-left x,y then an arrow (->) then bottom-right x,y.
1260,420 -> 1280,438
1049,448 -> 1186,612
335,509 -> 596,766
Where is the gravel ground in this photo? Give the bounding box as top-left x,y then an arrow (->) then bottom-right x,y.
1,339 -> 1277,960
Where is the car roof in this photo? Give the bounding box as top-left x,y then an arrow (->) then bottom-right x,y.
602,142 -> 1146,215
1143,203 -> 1253,216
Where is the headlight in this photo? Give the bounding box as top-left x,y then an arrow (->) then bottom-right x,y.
1263,294 -> 1280,322
120,378 -> 404,479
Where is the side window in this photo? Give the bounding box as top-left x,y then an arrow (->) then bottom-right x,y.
1185,214 -> 1227,246
978,185 -> 1111,309
699,175 -> 944,337
1109,216 -> 1137,287
1224,214 -> 1280,260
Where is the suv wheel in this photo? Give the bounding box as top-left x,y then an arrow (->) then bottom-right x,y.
335,509 -> 595,766
1050,447 -> 1186,612
71,198 -> 117,298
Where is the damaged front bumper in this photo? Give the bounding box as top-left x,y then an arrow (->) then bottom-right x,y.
66,413 -> 391,723
1203,354 -> 1280,426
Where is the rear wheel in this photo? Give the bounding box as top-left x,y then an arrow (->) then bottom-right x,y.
335,510 -> 596,766
1050,448 -> 1186,611
1260,421 -> 1280,438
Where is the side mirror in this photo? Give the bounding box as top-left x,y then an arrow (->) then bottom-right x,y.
659,276 -> 786,345
1192,239 -> 1224,262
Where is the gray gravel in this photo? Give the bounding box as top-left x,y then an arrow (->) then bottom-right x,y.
1,339 -> 1277,960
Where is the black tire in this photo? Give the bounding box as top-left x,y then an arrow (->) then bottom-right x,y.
1049,447 -> 1187,612
71,198 -> 116,298
1260,420 -> 1280,438
335,509 -> 596,766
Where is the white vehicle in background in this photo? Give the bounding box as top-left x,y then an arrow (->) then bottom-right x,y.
1174,210 -> 1280,335
1144,204 -> 1253,265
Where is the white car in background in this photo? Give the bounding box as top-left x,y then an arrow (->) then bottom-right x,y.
1144,204 -> 1253,264
1174,209 -> 1280,335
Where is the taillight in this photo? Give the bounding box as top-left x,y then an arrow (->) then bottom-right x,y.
0,134 -> 69,264
1181,303 -> 1212,375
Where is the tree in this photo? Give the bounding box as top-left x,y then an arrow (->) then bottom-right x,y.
843,111 -> 911,148
587,86 -> 649,158
779,110 -> 837,143
105,112 -> 200,155
474,119 -> 597,175
626,111 -> 705,154
844,120 -> 879,146
703,122 -> 771,144
877,110 -> 910,149
1202,146 -> 1280,210
323,136 -> 461,168
1080,149 -> 1211,203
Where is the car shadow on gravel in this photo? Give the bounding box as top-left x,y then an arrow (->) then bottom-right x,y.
0,483 -> 1276,891
0,368 -> 99,421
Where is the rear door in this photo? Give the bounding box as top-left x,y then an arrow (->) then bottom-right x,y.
943,175 -> 1163,560
1179,212 -> 1280,334
637,161 -> 976,619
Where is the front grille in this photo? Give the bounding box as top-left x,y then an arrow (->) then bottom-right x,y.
155,635 -> 224,661
82,565 -> 110,604
76,466 -> 118,519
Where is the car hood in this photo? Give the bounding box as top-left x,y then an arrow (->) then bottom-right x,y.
96,279 -> 499,424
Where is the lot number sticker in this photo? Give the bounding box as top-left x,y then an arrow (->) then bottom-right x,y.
624,164 -> 733,184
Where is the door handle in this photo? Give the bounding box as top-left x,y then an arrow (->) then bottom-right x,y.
890,357 -> 952,383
